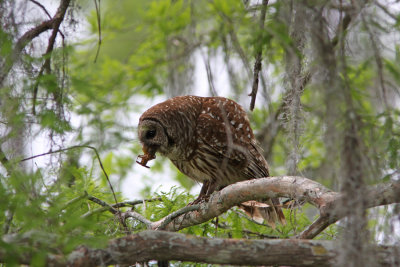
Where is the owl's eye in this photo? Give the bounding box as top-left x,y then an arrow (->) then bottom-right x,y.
146,130 -> 156,139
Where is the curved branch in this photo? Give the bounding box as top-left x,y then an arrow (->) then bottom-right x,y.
156,205 -> 200,230
152,176 -> 335,231
122,211 -> 153,227
149,176 -> 399,233
298,179 -> 400,239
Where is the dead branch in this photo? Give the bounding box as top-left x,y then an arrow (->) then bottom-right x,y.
249,0 -> 268,111
2,230 -> 399,266
67,231 -> 400,266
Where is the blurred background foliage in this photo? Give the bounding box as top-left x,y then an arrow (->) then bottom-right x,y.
0,0 -> 400,265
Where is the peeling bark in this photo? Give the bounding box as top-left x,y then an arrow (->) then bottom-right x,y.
2,230 -> 398,266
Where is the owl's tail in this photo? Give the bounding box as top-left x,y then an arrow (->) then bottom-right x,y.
238,198 -> 286,228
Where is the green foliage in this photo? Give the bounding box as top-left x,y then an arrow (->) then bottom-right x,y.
0,164 -> 119,264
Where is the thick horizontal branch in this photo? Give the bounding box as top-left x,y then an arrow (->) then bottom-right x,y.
68,230 -> 338,266
151,176 -> 338,231
3,230 -> 397,266
148,176 -> 400,233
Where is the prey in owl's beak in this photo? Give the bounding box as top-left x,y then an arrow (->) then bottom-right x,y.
136,145 -> 157,168
137,119 -> 165,168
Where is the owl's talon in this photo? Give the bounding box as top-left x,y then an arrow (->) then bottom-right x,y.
189,194 -> 210,205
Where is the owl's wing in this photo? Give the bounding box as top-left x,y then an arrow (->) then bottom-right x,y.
195,106 -> 269,179
196,112 -> 248,166
196,109 -> 285,227
195,99 -> 285,227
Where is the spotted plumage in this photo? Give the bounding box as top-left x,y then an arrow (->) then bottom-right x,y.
138,95 -> 285,226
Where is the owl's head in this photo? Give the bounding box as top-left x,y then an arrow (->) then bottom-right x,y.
138,119 -> 170,157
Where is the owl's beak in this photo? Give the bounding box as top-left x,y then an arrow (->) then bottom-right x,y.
142,144 -> 158,157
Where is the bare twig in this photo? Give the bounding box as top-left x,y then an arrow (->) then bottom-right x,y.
83,196 -> 163,218
87,195 -> 119,214
201,49 -> 218,96
112,197 -> 162,208
32,63 -> 46,115
249,0 -> 268,111
81,206 -> 111,218
242,229 -> 279,239
375,2 -> 398,21
93,0 -> 102,63
122,211 -> 153,227
29,0 -> 52,19
157,205 -> 200,230
296,215 -> 335,239
28,0 -> 66,39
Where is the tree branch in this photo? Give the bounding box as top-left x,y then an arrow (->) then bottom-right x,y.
145,176 -> 399,233
2,230 -> 398,266
152,176 -> 336,231
32,0 -> 70,114
74,175 -> 400,237
0,0 -> 71,87
249,0 -> 268,111
298,178 -> 400,239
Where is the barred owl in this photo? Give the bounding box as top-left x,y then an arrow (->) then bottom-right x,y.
137,95 -> 285,226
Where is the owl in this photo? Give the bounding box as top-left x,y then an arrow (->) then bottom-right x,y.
137,95 -> 285,226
